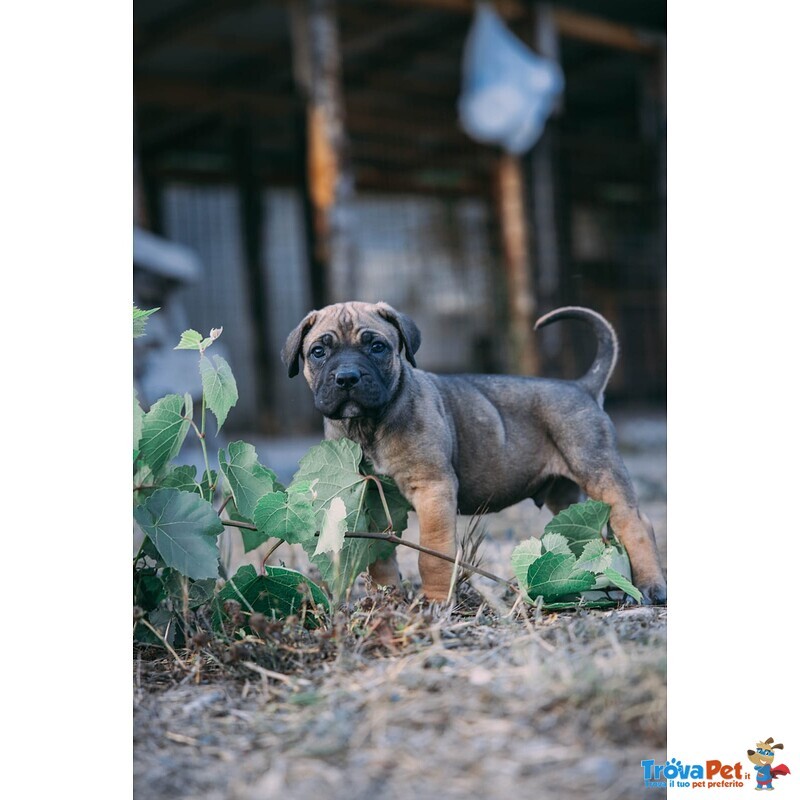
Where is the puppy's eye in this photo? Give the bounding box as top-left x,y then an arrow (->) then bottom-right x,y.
370,341 -> 387,354
309,345 -> 326,359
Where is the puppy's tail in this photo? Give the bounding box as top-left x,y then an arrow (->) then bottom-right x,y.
534,306 -> 618,404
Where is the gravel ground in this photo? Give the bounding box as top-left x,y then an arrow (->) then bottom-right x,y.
134,407 -> 667,800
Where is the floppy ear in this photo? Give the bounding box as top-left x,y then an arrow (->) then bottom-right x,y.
375,302 -> 421,367
281,311 -> 317,378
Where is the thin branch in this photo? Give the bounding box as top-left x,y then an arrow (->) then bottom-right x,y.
261,539 -> 285,572
222,518 -> 257,531
135,618 -> 189,669
217,494 -> 234,516
362,474 -> 394,531
338,531 -> 518,592
219,520 -> 517,591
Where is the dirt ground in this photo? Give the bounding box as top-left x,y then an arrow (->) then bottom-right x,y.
134,408 -> 667,800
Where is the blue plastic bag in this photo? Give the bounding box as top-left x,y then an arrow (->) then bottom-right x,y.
458,3 -> 564,154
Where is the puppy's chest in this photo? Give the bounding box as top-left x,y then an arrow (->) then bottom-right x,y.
360,440 -> 392,476
325,420 -> 396,477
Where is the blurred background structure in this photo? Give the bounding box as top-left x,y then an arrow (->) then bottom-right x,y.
133,0 -> 666,435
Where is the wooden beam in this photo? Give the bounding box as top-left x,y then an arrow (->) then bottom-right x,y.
134,77 -> 293,117
552,8 -> 663,55
381,0 -> 662,53
384,0 -> 525,19
291,0 -> 354,307
494,154 -> 538,376
135,0 -> 266,59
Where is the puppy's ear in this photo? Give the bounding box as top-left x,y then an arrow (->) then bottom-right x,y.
281,311 -> 317,378
376,302 -> 421,367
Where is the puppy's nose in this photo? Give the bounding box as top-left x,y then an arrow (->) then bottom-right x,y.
335,368 -> 361,389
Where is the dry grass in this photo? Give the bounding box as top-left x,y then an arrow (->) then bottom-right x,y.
134,584 -> 666,800
134,412 -> 667,799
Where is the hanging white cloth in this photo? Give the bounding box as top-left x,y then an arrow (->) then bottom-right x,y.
458,3 -> 564,154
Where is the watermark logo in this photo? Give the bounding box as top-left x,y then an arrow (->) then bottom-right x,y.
640,758 -> 744,790
641,736 -> 791,791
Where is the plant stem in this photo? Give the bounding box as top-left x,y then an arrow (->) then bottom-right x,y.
221,519 -> 257,531
363,475 -> 394,530
261,539 -> 285,572
341,531 -> 517,591
217,494 -> 234,516
216,520 -> 516,592
135,618 -> 189,669
196,390 -> 213,504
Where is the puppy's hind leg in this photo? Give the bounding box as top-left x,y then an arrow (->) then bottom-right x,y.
554,424 -> 666,604
583,466 -> 666,604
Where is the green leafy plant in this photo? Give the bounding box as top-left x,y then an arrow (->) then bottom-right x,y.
133,306 -> 410,647
511,499 -> 642,608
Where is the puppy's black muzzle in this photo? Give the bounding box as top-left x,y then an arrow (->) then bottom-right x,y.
314,356 -> 391,420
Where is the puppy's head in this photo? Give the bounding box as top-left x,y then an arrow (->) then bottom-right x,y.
282,301 -> 420,420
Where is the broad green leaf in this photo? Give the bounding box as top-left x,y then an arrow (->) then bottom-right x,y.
133,488 -> 223,580
540,532 -> 572,555
160,465 -> 201,494
199,354 -> 238,433
133,390 -> 145,457
133,305 -> 159,338
292,439 -> 401,599
161,465 -> 217,499
544,500 -> 611,556
287,478 -> 319,500
134,569 -> 167,613
175,329 -> 212,351
253,490 -> 317,547
314,497 -> 348,556
139,394 -> 192,474
134,608 -> 175,646
293,439 -> 367,522
218,441 -> 276,522
525,552 -> 597,604
215,564 -> 330,628
574,540 -> 614,574
511,538 -> 542,596
162,571 -> 217,609
582,546 -> 634,598
601,566 -> 643,604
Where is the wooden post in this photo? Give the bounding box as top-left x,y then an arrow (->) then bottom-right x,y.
494,153 -> 539,376
530,3 -> 563,371
290,0 -> 355,308
232,113 -> 274,426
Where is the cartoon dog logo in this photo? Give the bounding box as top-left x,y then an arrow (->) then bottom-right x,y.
747,738 -> 791,790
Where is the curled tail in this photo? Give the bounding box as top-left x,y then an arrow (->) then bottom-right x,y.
534,306 -> 618,404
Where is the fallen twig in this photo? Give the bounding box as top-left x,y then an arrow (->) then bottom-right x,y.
338,531 -> 518,592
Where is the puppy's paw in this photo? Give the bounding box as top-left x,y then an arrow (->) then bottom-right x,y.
634,581 -> 667,606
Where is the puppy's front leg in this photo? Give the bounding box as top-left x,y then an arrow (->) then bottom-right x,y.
368,551 -> 402,588
403,479 -> 458,601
